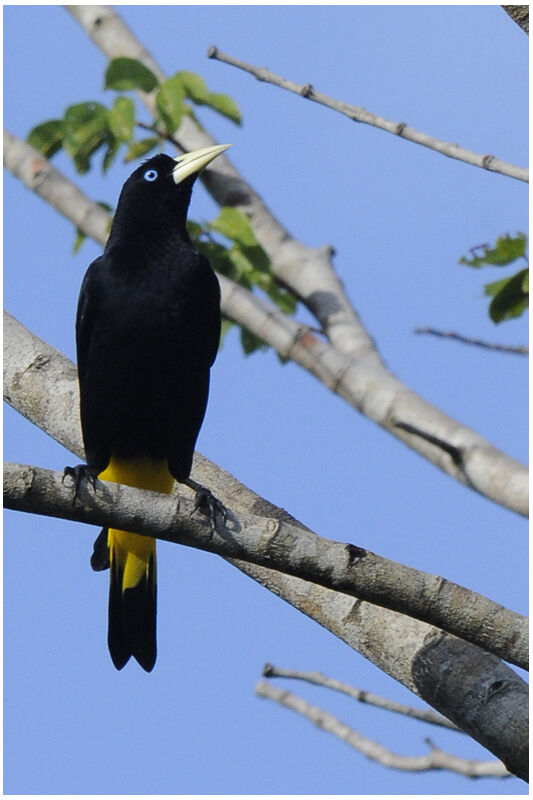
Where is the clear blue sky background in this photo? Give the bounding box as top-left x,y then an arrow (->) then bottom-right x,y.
4,4 -> 528,795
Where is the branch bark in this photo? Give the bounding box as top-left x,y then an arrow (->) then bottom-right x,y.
4,458 -> 527,670
207,46 -> 528,184
256,682 -> 510,777
262,663 -> 459,731
502,5 -> 529,34
4,130 -> 529,517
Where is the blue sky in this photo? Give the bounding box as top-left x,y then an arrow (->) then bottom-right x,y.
4,4 -> 528,795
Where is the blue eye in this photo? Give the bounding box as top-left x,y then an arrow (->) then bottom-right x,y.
143,169 -> 158,182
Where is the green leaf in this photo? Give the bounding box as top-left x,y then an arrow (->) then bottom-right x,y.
460,233 -> 527,268
202,241 -> 239,282
156,75 -> 185,133
175,72 -> 241,124
489,233 -> 527,265
102,137 -> 121,173
64,101 -> 108,140
241,327 -> 268,356
186,219 -> 204,240
485,268 -> 529,323
265,283 -> 297,315
210,207 -> 257,248
484,276 -> 509,298
63,102 -> 111,174
124,137 -> 160,162
226,246 -> 255,287
240,243 -> 271,274
205,92 -> 242,125
208,207 -> 296,311
73,228 -> 86,255
105,57 -> 159,92
27,120 -> 64,158
109,96 -> 135,142
175,70 -> 210,104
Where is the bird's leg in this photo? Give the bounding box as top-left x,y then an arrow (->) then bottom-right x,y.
185,478 -> 227,532
62,463 -> 98,505
63,466 -> 110,571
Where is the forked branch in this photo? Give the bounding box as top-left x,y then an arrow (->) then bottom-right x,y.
256,682 -> 510,777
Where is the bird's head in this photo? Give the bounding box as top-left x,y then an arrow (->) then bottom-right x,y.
108,144 -> 231,244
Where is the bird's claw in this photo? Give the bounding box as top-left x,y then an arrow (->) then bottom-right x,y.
190,486 -> 227,533
63,463 -> 97,505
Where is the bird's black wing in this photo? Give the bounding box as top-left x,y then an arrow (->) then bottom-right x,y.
75,255 -> 111,471
198,251 -> 222,367
165,251 -> 221,482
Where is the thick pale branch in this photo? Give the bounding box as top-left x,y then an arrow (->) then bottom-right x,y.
3,131 -> 110,242
4,133 -> 528,516
256,682 -> 510,777
3,314 -> 528,778
207,46 -> 528,184
4,459 -> 527,670
262,663 -> 459,731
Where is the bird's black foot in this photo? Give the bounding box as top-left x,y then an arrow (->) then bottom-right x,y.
90,527 -> 110,572
63,463 -> 97,505
185,478 -> 227,533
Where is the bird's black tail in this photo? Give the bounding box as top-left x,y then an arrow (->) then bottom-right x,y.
95,457 -> 174,671
107,530 -> 157,672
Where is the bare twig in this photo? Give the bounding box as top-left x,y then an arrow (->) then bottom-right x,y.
255,682 -> 510,777
502,5 -> 529,34
207,46 -> 528,184
262,664 -> 459,731
415,327 -> 528,356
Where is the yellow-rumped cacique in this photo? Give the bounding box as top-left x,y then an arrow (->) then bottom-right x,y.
66,144 -> 231,672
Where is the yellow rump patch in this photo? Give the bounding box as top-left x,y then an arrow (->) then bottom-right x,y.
99,457 -> 174,590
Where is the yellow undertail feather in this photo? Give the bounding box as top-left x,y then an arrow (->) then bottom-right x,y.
99,457 -> 174,671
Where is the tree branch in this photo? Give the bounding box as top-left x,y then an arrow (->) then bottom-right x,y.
414,327 -> 528,356
4,131 -> 528,516
207,46 -> 528,184
5,458 -> 527,670
502,5 -> 529,34
256,682 -> 510,777
262,663 -> 459,731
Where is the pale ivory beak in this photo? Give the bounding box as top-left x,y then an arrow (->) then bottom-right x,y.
172,144 -> 231,184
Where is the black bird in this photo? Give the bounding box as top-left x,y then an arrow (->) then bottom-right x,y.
69,144 -> 230,672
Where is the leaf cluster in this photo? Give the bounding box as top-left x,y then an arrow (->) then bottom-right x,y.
26,58 -> 296,358
27,57 -> 241,174
460,233 -> 529,323
188,208 -> 297,357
